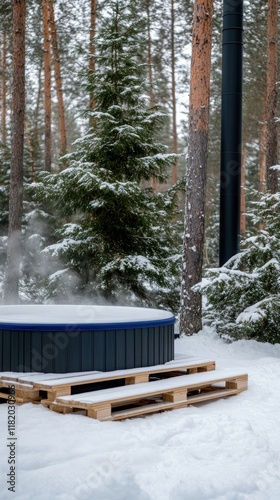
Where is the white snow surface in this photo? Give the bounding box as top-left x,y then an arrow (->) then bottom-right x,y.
1,327 -> 280,499
0,305 -> 174,325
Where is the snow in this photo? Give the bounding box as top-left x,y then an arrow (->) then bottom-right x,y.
1,327 -> 280,499
236,300 -> 268,324
102,255 -> 158,274
0,305 -> 174,325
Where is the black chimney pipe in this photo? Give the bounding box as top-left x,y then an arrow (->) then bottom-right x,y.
219,0 -> 244,266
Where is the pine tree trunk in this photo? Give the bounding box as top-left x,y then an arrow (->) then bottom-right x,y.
171,0 -> 178,185
180,0 -> 213,335
240,143 -> 246,236
25,118 -> 35,182
49,0 -> 67,157
89,0 -> 97,119
259,119 -> 267,193
266,0 -> 278,193
42,0 -> 52,172
1,30 -> 7,146
146,0 -> 156,190
3,0 -> 26,304
259,117 -> 267,231
33,57 -> 43,168
146,0 -> 154,108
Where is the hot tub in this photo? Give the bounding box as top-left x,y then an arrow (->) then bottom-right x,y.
0,305 -> 175,373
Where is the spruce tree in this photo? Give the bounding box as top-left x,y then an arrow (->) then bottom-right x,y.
35,0 -> 181,309
198,168 -> 280,343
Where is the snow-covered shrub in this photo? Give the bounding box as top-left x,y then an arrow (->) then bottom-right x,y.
198,171 -> 280,343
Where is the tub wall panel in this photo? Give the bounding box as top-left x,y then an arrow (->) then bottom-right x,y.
0,324 -> 174,373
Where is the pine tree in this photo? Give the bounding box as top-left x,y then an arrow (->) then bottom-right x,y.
266,0 -> 279,193
3,0 -> 26,304
198,168 -> 280,343
180,0 -> 214,335
35,0 -> 182,309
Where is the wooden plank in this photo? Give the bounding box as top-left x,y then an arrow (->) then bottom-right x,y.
0,379 -> 33,389
16,371 -> 100,385
18,370 -> 100,385
0,372 -> 40,382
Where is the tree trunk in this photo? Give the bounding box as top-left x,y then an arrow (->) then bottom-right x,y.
171,0 -> 178,185
25,118 -> 35,182
259,119 -> 267,193
1,31 -> 7,147
146,0 -> 154,108
42,0 -> 52,171
266,0 -> 278,193
89,0 -> 97,119
32,56 -> 44,170
3,0 -> 26,304
49,0 -> 67,157
146,0 -> 156,190
180,0 -> 213,335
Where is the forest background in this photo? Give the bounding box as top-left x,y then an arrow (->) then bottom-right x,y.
0,0 -> 279,339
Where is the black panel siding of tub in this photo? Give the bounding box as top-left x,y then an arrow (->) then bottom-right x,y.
0,323 -> 174,373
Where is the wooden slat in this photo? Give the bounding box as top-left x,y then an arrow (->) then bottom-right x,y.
16,370 -> 101,384
0,379 -> 33,389
0,372 -> 40,382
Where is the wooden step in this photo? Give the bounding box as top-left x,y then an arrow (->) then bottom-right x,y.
0,358 -> 215,401
47,369 -> 248,421
0,357 -> 215,403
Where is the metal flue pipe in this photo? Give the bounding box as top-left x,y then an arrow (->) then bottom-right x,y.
219,0 -> 244,266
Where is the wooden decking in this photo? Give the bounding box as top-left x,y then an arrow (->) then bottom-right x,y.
0,356 -> 248,421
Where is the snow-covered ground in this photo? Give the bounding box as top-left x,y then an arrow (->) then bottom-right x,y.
1,327 -> 280,500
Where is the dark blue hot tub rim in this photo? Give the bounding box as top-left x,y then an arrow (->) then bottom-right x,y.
0,316 -> 175,332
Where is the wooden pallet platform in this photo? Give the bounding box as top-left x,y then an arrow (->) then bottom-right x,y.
0,357 -> 215,402
45,369 -> 248,421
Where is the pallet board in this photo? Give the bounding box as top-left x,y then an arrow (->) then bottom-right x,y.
47,370 -> 248,421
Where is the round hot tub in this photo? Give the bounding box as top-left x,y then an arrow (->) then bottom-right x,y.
0,305 -> 175,373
